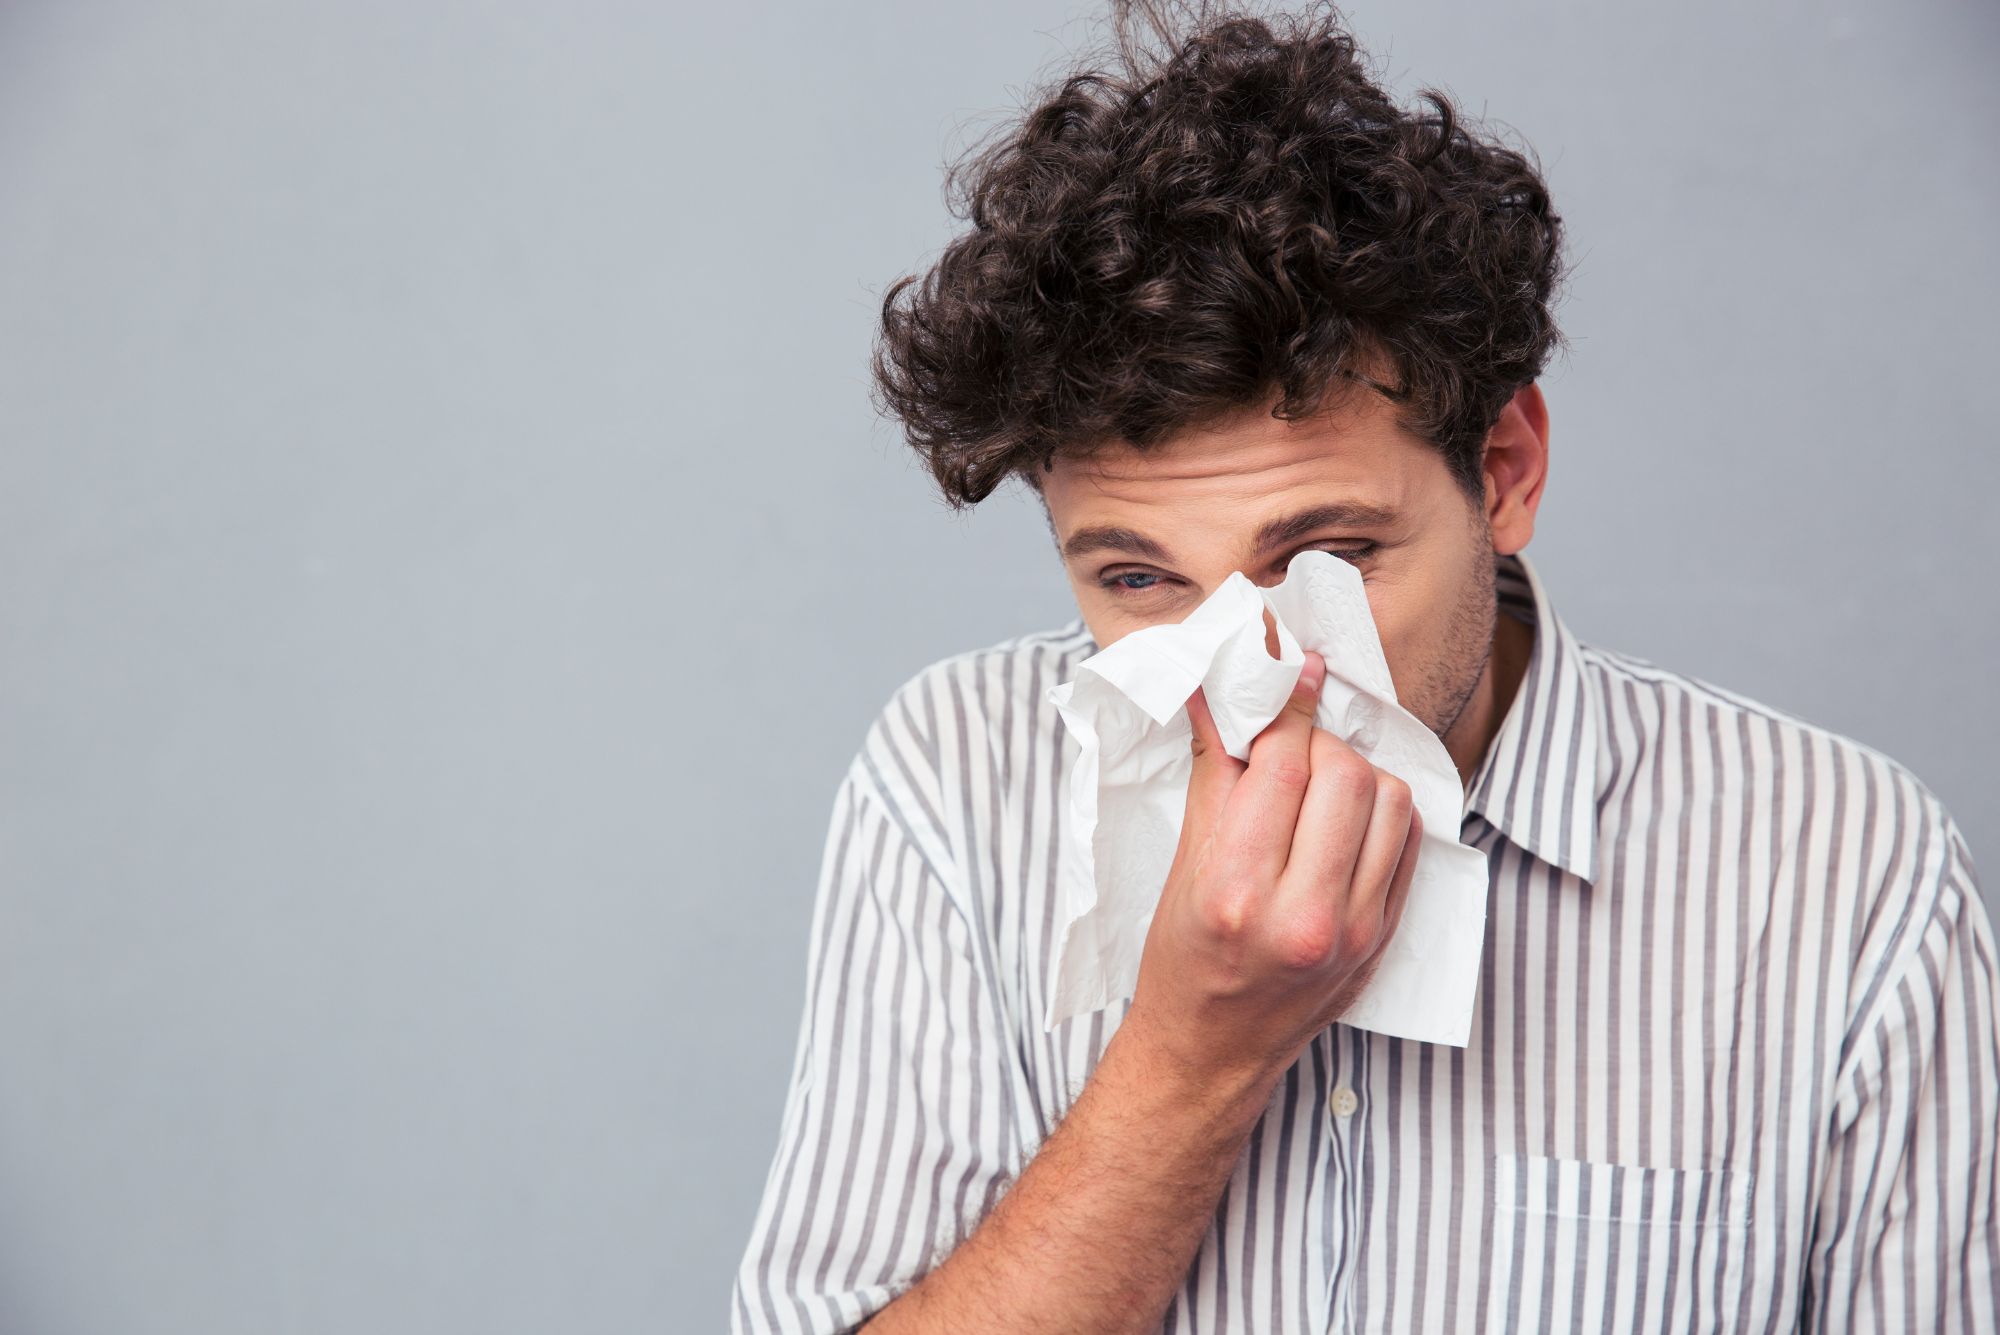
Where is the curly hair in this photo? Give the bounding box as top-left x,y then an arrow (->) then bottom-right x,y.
869,0 -> 1570,511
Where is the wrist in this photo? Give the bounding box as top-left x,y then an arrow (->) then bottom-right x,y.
1097,1003 -> 1288,1145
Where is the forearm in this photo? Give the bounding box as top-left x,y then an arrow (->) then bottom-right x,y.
863,1017 -> 1280,1335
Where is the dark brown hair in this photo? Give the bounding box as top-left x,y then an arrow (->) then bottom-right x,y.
869,0 -> 1569,510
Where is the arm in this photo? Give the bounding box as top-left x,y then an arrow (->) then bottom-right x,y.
1800,813 -> 2000,1334
733,651 -> 1418,1332
729,763 -> 1016,1335
861,648 -> 1422,1333
854,1011 -> 1279,1335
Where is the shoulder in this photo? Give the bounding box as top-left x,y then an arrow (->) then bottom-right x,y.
1577,638 -> 1954,814
846,616 -> 1097,875
1577,637 -> 1977,1001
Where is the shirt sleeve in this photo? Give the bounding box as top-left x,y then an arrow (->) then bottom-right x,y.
1802,810 -> 2000,1333
729,760 -> 1020,1335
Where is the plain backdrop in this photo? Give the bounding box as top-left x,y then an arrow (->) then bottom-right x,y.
0,1 -> 1994,1331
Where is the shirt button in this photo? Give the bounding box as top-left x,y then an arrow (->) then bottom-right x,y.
1331,1086 -> 1359,1118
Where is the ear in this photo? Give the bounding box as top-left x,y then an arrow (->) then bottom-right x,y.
1480,382 -> 1549,556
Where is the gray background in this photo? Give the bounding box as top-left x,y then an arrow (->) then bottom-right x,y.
0,1 -> 1993,1331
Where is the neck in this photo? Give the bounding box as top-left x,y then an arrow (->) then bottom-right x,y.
1445,609 -> 1534,791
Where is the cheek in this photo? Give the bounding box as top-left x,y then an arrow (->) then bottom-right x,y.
1372,619 -> 1430,710
1361,584 -> 1404,652
1362,590 -> 1442,706
1366,600 -> 1408,672
1069,573 -> 1206,644
1072,601 -> 1128,652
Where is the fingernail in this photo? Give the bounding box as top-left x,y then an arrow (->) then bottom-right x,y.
1297,650 -> 1325,693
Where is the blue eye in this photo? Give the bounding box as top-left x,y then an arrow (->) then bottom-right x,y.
1097,544 -> 1378,597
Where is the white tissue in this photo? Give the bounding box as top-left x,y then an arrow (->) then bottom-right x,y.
1043,548 -> 1490,1047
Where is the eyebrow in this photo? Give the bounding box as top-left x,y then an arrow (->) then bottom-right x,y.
1058,501 -> 1402,564
1249,502 -> 1401,555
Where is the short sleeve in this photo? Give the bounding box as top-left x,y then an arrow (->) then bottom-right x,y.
729,762 -> 1020,1335
1801,811 -> 2000,1333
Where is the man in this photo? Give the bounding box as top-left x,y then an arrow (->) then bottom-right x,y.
731,3 -> 2000,1331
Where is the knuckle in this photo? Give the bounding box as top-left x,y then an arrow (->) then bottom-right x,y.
1271,915 -> 1337,972
1374,771 -> 1413,817
1266,755 -> 1312,793
1191,731 -> 1245,776
1309,722 -> 1353,753
1196,884 -> 1257,941
1341,916 -> 1383,963
1322,753 -> 1374,800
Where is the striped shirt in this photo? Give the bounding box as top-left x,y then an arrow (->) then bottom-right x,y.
730,549 -> 2000,1334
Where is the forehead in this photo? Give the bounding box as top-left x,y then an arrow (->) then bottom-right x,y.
1041,388 -> 1440,524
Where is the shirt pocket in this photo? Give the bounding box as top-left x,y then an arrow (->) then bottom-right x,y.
1485,1151 -> 1759,1332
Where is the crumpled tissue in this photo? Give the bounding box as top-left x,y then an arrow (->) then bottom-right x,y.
1043,548 -> 1491,1047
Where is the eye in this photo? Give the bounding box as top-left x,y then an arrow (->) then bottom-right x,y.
1099,569 -> 1171,594
1098,543 -> 1381,598
1313,542 -> 1379,565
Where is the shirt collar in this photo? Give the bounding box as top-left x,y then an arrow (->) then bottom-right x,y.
1463,549 -> 1602,888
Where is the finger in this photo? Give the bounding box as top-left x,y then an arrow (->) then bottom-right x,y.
1358,806 -> 1423,974
1219,648 -> 1327,878
1179,686 -> 1244,848
1339,769 -> 1416,930
1272,725 -> 1375,912
1381,806 -> 1421,942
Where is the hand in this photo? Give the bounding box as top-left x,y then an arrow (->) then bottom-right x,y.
1122,643 -> 1423,1094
